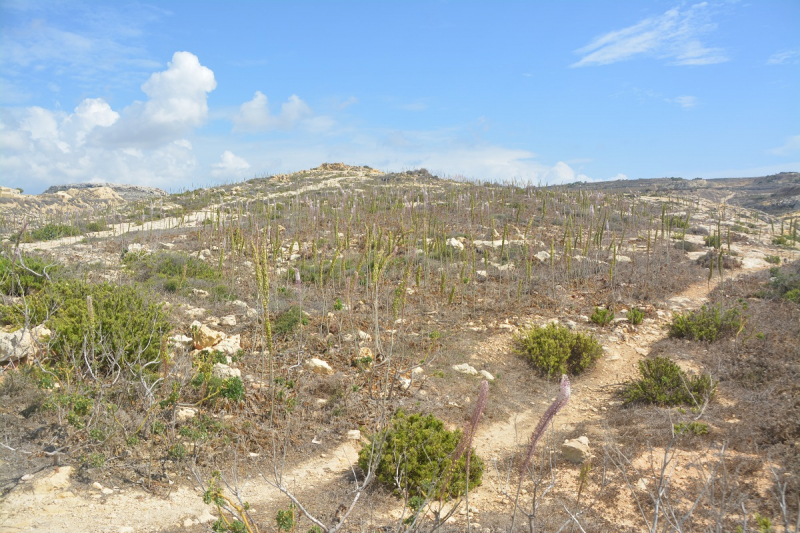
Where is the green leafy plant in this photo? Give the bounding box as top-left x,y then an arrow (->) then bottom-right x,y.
21,223 -> 82,242
623,357 -> 715,406
673,421 -> 709,436
358,410 -> 483,500
272,306 -> 308,337
275,504 -> 295,531
764,255 -> 781,265
669,303 -> 745,342
590,307 -> 615,326
514,323 -> 603,377
626,307 -> 644,325
0,254 -> 58,296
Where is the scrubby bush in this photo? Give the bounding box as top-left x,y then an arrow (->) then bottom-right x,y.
626,307 -> 644,325
623,357 -> 715,406
696,250 -> 741,269
1,280 -> 171,372
764,255 -> 781,265
765,265 -> 800,303
669,303 -> 745,342
674,240 -> 703,252
23,223 -> 82,242
514,323 -> 602,377
272,306 -> 308,337
358,410 -> 483,500
0,254 -> 58,296
590,307 -> 614,326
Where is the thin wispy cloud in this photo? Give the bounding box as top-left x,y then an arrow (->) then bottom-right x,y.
769,135 -> 800,156
669,95 -> 698,108
767,49 -> 800,65
572,3 -> 728,67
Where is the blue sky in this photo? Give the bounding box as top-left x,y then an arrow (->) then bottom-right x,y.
1,1 -> 798,194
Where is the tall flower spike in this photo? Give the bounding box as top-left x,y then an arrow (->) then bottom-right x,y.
519,374 -> 571,475
454,379 -> 489,462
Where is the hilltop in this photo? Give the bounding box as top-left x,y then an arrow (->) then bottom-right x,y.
0,164 -> 798,532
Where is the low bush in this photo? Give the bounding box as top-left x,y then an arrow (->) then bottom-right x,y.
765,265 -> 800,303
764,255 -> 781,265
22,223 -> 82,242
674,240 -> 703,252
1,280 -> 171,372
626,307 -> 644,325
272,306 -> 309,337
358,410 -> 483,500
669,303 -> 745,342
696,250 -> 741,270
623,357 -> 715,406
0,254 -> 58,296
514,323 -> 603,377
590,307 -> 614,326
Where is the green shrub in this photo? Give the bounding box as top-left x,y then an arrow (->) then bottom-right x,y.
704,233 -> 721,248
669,303 -> 744,342
623,357 -> 715,406
23,223 -> 82,242
673,421 -> 709,436
83,221 -> 108,233
0,254 -> 58,296
1,280 -> 171,372
784,289 -> 800,303
626,307 -> 644,325
764,255 -> 781,265
514,323 -> 603,377
123,251 -> 219,282
590,307 -> 615,326
359,410 -> 483,500
272,306 -> 308,337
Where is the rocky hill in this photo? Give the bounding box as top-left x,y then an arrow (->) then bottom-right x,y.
42,183 -> 168,202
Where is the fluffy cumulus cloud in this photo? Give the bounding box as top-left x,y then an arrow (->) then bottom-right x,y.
610,173 -> 628,180
100,51 -> 216,147
572,3 -> 728,67
211,150 -> 251,178
233,91 -> 314,132
0,51 -> 215,191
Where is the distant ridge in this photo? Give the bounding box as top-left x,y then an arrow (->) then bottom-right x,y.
42,183 -> 168,202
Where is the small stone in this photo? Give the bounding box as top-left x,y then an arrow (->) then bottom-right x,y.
305,358 -> 334,375
176,407 -> 197,422
479,370 -> 495,381
191,322 -> 225,349
20,474 -> 34,482
346,430 -> 362,440
474,270 -> 488,282
453,363 -> 478,376
398,377 -> 412,390
562,436 -> 591,464
92,482 -> 104,490
220,315 -> 237,327
447,237 -> 465,251
102,487 -> 114,495
211,363 -> 241,379
191,288 -> 209,297
357,330 -> 372,342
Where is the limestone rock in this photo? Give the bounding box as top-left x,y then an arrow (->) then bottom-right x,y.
398,377 -> 412,390
535,251 -> 551,263
357,330 -> 372,342
169,334 -> 193,349
562,436 -> 591,464
475,270 -> 488,282
479,370 -> 495,381
447,237 -> 465,251
191,322 -> 225,350
212,334 -> 241,357
176,407 -> 197,422
191,288 -> 209,297
0,328 -> 35,363
346,429 -> 362,440
453,363 -> 479,376
220,315 -> 237,327
211,363 -> 241,379
306,358 -> 334,375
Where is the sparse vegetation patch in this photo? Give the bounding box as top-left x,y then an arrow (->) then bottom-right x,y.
623,356 -> 715,406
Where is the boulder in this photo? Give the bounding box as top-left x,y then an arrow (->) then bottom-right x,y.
0,328 -> 35,363
562,436 -> 591,464
191,321 -> 225,350
220,315 -> 237,327
305,358 -> 334,375
212,334 -> 241,357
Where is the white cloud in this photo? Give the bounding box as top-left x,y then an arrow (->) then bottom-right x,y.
610,173 -> 628,180
769,135 -> 800,156
233,91 -> 313,132
338,96 -> 359,109
767,49 -> 800,65
668,95 -> 698,108
100,51 -> 216,147
0,51 -> 215,191
211,150 -> 251,177
572,4 -> 728,67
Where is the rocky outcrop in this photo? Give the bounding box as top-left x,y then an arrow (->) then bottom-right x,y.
42,183 -> 167,202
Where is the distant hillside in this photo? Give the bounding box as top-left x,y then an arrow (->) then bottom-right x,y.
568,172 -> 800,217
42,183 -> 168,202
